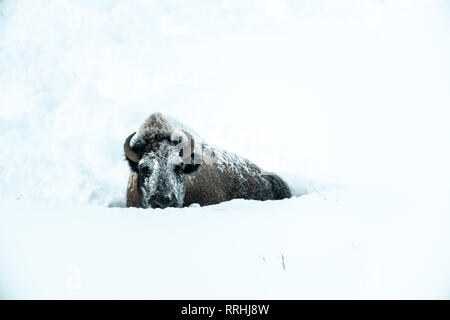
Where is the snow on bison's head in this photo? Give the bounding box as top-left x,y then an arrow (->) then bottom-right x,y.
123,113 -> 200,209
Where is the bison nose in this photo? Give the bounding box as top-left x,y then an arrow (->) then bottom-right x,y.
154,195 -> 174,209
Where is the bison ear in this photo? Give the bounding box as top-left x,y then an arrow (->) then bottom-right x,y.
183,163 -> 200,174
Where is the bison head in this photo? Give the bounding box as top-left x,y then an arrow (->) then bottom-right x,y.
124,130 -> 200,209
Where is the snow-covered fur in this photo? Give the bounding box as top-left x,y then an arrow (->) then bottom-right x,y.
125,113 -> 291,208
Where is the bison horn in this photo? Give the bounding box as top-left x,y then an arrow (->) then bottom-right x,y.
181,129 -> 195,163
124,132 -> 140,163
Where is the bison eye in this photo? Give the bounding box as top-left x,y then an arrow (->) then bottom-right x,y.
174,163 -> 184,174
139,166 -> 151,175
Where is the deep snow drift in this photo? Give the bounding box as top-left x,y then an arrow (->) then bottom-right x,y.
1,0 -> 450,299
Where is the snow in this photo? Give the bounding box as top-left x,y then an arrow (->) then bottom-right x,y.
1,0 -> 450,299
1,188 -> 449,299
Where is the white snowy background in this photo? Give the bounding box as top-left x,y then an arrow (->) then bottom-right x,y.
0,0 -> 449,299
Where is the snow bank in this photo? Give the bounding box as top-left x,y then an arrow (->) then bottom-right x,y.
1,187 -> 449,299
1,0 -> 450,299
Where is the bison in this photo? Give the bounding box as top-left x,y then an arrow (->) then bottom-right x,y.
124,113 -> 291,208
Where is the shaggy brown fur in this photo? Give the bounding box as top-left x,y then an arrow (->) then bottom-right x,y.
126,172 -> 142,208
